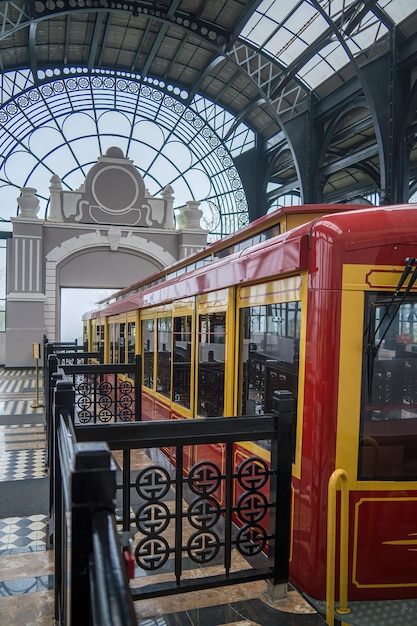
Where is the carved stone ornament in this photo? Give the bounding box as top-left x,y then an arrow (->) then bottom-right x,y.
16,187 -> 40,220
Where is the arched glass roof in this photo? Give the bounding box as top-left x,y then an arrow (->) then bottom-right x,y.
0,68 -> 254,239
0,0 -> 416,234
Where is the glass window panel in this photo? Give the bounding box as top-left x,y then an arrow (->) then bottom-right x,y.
142,319 -> 155,390
109,323 -> 119,364
197,312 -> 226,417
127,321 -> 136,364
239,302 -> 300,426
379,0 -> 417,23
157,317 -> 172,399
360,294 -> 417,480
119,322 -> 126,364
173,316 -> 192,409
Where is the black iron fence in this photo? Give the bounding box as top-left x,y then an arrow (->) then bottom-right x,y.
46,338 -> 294,625
51,382 -> 293,624
53,397 -> 136,626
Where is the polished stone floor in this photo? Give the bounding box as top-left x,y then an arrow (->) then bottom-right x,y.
0,368 -> 326,626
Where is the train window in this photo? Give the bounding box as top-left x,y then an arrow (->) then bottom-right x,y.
109,322 -> 118,364
157,317 -> 172,399
359,293 -> 417,479
127,321 -> 136,364
173,315 -> 192,409
119,322 -> 126,364
197,313 -> 226,417
142,319 -> 155,389
239,302 -> 300,448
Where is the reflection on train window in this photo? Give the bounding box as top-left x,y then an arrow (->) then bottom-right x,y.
198,312 -> 226,417
239,302 -> 300,451
109,323 -> 117,364
142,319 -> 155,389
127,321 -> 136,364
157,317 -> 172,398
360,293 -> 417,479
119,322 -> 126,364
173,315 -> 192,409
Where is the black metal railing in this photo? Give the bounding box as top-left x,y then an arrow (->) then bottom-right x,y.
53,397 -> 136,626
52,380 -> 293,607
46,353 -> 142,548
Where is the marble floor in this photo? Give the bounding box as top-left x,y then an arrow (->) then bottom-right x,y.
0,367 -> 326,626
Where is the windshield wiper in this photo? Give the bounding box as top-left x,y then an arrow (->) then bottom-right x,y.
366,257 -> 417,400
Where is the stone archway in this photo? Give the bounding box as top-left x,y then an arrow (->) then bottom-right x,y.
45,229 -> 177,340
4,148 -> 207,367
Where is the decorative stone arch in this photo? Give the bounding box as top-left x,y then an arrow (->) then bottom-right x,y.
4,148 -> 207,367
44,229 -> 177,340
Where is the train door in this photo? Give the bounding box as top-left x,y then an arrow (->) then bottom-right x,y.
171,299 -> 194,416
195,288 -> 234,418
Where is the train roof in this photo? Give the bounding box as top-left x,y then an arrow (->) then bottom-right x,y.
84,203 -> 417,320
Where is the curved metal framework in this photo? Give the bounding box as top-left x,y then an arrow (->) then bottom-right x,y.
0,67 -> 253,238
0,0 -> 416,234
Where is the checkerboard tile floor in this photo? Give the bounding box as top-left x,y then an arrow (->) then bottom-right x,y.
0,515 -> 48,552
0,367 -> 52,621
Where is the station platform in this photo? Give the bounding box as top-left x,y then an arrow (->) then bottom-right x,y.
0,367 -> 326,625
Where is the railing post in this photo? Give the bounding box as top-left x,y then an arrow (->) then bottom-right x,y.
134,354 -> 142,421
326,469 -> 351,626
71,442 -> 116,625
268,390 -> 294,601
50,381 -> 74,549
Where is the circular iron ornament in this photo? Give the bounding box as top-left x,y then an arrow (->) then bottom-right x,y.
188,496 -> 221,529
76,396 -> 92,410
135,466 -> 171,500
135,501 -> 170,535
236,524 -> 267,556
77,381 -> 92,395
119,408 -> 134,421
187,530 -> 220,563
77,410 -> 92,424
237,458 -> 269,491
188,462 -> 221,496
98,381 -> 113,395
237,491 -> 268,524
98,409 -> 112,422
135,536 -> 170,571
98,394 -> 112,409
120,381 -> 133,394
119,394 -> 133,408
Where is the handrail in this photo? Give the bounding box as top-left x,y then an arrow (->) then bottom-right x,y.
326,468 -> 351,626
89,509 -> 136,626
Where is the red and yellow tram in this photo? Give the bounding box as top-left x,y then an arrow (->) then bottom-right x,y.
83,202 -> 417,603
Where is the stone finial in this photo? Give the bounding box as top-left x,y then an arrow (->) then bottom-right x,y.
16,187 -> 40,220
175,200 -> 204,230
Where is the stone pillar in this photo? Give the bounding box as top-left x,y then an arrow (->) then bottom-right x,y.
161,184 -> 175,229
48,175 -> 64,222
5,188 -> 46,367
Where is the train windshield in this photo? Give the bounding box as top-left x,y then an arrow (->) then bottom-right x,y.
360,292 -> 417,479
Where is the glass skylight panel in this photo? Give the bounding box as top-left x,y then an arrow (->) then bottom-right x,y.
346,19 -> 388,53
240,12 -> 279,48
298,41 -> 348,89
378,0 -> 417,24
266,28 -> 307,66
326,0 -> 359,20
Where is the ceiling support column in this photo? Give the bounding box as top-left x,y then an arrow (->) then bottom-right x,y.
361,47 -> 411,204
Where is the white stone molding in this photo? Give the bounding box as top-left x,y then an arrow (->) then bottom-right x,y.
44,228 -> 177,340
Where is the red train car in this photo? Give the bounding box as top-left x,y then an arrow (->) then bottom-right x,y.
83,203 -> 417,603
